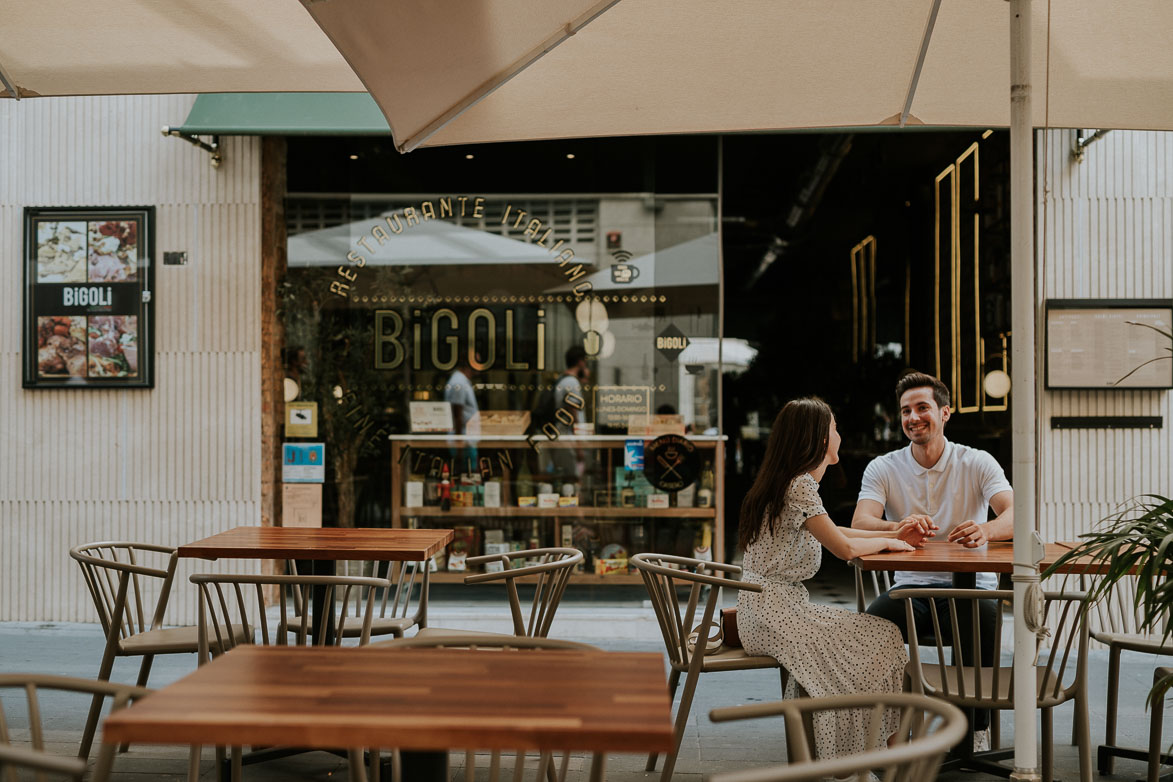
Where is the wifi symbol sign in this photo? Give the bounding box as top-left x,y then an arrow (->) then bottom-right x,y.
609,250 -> 639,284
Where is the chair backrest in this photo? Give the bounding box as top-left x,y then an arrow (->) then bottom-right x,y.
189,573 -> 389,662
287,559 -> 431,632
707,693 -> 968,782
462,548 -> 583,638
69,542 -> 179,644
0,674 -> 150,782
1081,574 -> 1171,644
892,587 -> 1090,706
371,633 -> 598,651
630,553 -> 763,669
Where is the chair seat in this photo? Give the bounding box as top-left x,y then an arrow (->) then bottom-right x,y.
340,616 -> 418,638
119,624 -> 249,655
913,662 -> 1071,708
414,626 -> 511,640
1092,631 -> 1173,655
669,648 -> 781,674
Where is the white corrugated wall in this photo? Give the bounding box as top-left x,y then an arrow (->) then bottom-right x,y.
0,95 -> 261,625
1037,129 -> 1173,634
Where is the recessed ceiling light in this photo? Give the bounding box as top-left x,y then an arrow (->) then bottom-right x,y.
566,153 -> 576,159
349,154 -> 358,160
465,154 -> 475,160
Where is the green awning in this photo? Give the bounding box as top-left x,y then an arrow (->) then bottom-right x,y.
171,93 -> 390,136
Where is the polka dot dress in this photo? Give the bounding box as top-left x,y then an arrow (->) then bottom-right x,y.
738,473 -> 908,762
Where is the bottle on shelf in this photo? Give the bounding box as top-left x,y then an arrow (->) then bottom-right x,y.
693,521 -> 713,562
439,462 -> 452,511
696,462 -> 715,508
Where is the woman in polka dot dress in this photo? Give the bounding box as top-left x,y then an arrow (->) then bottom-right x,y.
737,397 -> 930,764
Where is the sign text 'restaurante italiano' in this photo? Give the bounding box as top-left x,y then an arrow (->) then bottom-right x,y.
328,196 -> 593,299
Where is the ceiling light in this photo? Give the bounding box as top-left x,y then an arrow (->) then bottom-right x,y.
566,153 -> 576,160
349,154 -> 358,160
465,154 -> 475,160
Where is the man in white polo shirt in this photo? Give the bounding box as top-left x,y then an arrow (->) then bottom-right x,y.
851,371 -> 1013,739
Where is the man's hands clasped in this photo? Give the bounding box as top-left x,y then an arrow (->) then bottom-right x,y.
947,520 -> 988,548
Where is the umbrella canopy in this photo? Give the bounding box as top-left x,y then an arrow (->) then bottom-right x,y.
304,0 -> 1173,151
0,0 -> 361,98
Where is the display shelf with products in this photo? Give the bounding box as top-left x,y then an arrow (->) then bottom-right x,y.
390,435 -> 725,584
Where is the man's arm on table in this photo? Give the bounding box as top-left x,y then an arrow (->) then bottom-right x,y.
947,490 -> 1014,547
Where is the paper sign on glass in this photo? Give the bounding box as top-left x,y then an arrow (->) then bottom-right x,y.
409,401 -> 454,433
282,443 -> 325,483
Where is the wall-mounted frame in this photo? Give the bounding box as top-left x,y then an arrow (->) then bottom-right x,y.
1045,299 -> 1172,390
22,206 -> 155,389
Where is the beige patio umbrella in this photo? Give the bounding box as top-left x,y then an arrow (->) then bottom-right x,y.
0,0 -> 361,98
301,2 -> 1173,779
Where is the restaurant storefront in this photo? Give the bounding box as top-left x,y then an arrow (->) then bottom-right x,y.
2,93 -> 1169,622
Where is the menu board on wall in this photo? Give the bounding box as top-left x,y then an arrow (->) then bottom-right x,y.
22,207 -> 155,389
1045,299 -> 1173,389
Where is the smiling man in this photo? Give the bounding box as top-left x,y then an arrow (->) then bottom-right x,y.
851,370 -> 1013,746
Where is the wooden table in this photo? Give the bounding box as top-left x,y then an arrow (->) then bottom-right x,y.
178,526 -> 453,562
854,540 -> 1101,585
103,645 -> 675,781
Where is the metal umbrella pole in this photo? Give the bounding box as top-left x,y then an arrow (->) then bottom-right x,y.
1009,1 -> 1044,779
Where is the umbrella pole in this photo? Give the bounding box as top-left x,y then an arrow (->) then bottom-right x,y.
1009,0 -> 1043,780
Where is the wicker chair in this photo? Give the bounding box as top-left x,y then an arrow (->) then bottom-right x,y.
0,674 -> 150,782
707,693 -> 968,782
1082,579 -> 1173,777
288,558 -> 431,640
631,552 -> 790,782
893,587 -> 1092,782
416,548 -> 582,640
69,541 -> 230,760
188,571 -> 389,780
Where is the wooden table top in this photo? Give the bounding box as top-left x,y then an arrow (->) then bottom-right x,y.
102,646 -> 675,753
178,526 -> 454,561
854,540 -> 1102,575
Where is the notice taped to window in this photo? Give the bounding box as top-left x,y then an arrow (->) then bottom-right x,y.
594,386 -> 652,433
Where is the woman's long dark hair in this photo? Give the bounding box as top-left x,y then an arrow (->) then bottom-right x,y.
738,397 -> 833,551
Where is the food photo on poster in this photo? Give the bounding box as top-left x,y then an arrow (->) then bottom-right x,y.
22,207 -> 155,389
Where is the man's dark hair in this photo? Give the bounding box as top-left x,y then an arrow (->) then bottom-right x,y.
895,371 -> 951,409
565,345 -> 587,369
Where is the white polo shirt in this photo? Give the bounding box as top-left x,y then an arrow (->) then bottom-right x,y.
857,439 -> 1011,590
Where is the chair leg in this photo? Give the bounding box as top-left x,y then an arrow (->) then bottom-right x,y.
117,654 -> 156,753
1076,689 -> 1092,782
659,667 -> 702,782
1149,671 -> 1166,782
188,745 -> 202,782
79,645 -> 120,760
646,667 -> 682,772
1041,707 -> 1053,782
1101,643 -> 1121,775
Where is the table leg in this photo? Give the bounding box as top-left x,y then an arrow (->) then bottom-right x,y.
295,559 -> 337,645
397,750 -> 447,781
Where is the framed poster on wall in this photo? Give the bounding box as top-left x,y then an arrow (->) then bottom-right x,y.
22,206 -> 155,389
1045,299 -> 1173,389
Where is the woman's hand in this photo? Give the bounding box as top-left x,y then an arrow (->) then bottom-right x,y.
884,538 -> 916,552
895,522 -> 931,548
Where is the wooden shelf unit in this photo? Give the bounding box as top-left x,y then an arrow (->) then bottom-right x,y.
390,435 -> 725,585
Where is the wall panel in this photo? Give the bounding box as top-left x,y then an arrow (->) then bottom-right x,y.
1038,129 -> 1173,635
0,95 -> 261,624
